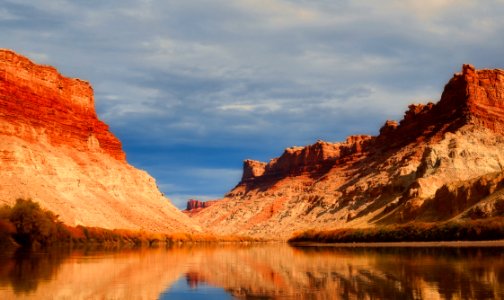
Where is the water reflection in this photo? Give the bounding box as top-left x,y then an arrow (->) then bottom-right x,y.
0,244 -> 503,299
0,249 -> 70,295
292,247 -> 504,300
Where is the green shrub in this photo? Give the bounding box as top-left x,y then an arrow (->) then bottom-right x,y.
8,198 -> 70,247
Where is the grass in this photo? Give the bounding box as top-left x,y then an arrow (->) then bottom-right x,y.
288,218 -> 504,244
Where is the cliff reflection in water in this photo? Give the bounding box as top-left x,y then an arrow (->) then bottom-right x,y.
0,244 -> 503,299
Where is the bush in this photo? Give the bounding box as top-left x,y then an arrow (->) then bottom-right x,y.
7,199 -> 70,247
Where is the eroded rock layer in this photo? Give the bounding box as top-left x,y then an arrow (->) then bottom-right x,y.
190,64 -> 504,238
0,49 -> 198,232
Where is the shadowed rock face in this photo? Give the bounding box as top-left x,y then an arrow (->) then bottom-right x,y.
190,65 -> 504,238
186,199 -> 215,211
241,160 -> 267,182
0,49 -> 199,233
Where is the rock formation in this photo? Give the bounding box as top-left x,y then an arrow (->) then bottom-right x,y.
0,49 -> 198,232
186,199 -> 215,211
4,48 -> 504,239
189,64 -> 504,238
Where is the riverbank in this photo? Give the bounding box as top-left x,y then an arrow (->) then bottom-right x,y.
4,199 -> 504,249
0,199 -> 261,250
290,240 -> 504,248
288,218 -> 504,244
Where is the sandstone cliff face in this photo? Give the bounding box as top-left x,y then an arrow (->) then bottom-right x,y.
0,49 -> 124,160
189,64 -> 504,238
0,49 -> 198,232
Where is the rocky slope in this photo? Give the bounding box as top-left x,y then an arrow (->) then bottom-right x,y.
0,49 -> 198,232
189,64 -> 504,238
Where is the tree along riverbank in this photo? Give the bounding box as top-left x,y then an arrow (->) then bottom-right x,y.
0,199 -> 260,250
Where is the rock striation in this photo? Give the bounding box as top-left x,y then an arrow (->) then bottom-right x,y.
0,49 -> 198,232
189,64 -> 504,238
0,49 -> 124,160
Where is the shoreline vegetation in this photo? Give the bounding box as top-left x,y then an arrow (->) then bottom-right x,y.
288,219 -> 504,244
2,199 -> 504,250
0,199 -> 259,250
289,240 -> 504,248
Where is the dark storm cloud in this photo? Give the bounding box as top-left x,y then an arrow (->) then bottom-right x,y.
2,0 -> 504,208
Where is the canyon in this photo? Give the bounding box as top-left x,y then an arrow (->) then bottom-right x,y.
0,49 -> 198,233
2,48 -> 504,240
189,64 -> 504,238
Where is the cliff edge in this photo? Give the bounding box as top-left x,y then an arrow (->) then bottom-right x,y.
0,49 -> 199,232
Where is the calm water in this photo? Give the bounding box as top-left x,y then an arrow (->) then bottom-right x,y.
0,244 -> 503,299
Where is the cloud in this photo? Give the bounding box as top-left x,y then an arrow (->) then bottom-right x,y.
231,0 -> 323,28
0,7 -> 19,20
393,0 -> 474,20
2,0 -> 504,208
218,102 -> 282,113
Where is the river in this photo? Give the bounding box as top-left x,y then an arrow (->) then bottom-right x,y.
0,243 -> 503,299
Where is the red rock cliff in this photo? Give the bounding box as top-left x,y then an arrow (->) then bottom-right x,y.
462,64 -> 504,132
237,65 -> 504,190
190,65 -> 504,238
239,136 -> 373,187
0,49 -> 125,160
186,199 -> 215,211
0,49 -> 198,232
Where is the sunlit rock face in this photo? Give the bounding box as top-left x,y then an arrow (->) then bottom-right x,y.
0,49 -> 123,160
190,65 -> 504,238
0,49 -> 198,232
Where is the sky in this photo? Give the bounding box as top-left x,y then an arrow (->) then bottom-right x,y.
2,0 -> 504,209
